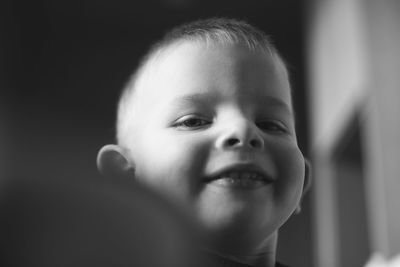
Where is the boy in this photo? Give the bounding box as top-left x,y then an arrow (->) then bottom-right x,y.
97,18 -> 311,267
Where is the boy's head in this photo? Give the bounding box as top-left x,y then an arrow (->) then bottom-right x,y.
98,18 -> 310,262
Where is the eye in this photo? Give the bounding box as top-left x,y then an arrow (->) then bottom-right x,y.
256,120 -> 288,133
173,116 -> 211,129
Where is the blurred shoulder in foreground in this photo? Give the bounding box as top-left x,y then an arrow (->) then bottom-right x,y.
0,175 -> 199,267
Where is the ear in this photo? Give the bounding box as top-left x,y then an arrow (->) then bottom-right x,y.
97,144 -> 135,178
302,158 -> 312,195
294,158 -> 312,214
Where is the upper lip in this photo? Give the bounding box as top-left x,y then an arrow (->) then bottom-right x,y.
205,163 -> 274,183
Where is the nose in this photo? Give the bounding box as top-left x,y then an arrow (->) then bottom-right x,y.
215,119 -> 264,150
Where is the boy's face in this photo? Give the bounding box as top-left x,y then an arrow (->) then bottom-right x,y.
123,42 -> 306,253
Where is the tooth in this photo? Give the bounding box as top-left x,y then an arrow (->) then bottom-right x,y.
215,179 -> 227,186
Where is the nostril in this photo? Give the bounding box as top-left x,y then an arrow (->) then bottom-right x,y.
250,139 -> 261,148
226,138 -> 240,147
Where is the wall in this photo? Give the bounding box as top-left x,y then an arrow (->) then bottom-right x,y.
307,0 -> 400,265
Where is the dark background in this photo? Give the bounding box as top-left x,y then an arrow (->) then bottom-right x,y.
2,0 -> 312,266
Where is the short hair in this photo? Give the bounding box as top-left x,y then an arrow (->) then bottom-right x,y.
117,17 -> 289,145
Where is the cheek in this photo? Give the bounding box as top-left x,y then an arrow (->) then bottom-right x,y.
133,132 -> 211,197
273,143 -> 305,209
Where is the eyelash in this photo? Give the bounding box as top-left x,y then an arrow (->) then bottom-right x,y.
173,116 -> 288,133
256,121 -> 288,133
173,116 -> 211,129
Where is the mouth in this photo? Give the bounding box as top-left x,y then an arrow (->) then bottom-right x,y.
205,164 -> 274,189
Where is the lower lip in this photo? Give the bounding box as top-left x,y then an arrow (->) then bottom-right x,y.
206,177 -> 272,189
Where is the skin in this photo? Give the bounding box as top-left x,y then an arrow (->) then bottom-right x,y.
118,41 -> 306,266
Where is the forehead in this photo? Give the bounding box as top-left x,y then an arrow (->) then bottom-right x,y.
133,41 -> 292,111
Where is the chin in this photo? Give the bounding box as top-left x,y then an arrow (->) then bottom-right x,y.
199,208 -> 279,253
204,222 -> 277,257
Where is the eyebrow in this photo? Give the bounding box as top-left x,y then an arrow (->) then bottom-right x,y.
171,93 -> 216,107
171,93 -> 293,115
257,95 -> 293,115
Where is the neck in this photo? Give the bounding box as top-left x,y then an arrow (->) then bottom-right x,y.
205,232 -> 278,267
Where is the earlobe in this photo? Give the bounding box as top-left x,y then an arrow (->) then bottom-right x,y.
303,158 -> 312,195
97,144 -> 134,178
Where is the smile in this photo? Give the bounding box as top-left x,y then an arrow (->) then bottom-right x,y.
215,171 -> 267,181
205,164 -> 275,189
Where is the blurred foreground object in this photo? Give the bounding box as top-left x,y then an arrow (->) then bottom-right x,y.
0,176 -> 199,266
365,253 -> 400,267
